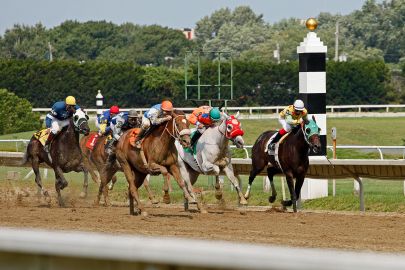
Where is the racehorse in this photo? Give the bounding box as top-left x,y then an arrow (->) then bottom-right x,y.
244,116 -> 321,212
24,109 -> 91,206
175,112 -> 248,211
115,110 -> 193,216
80,131 -> 161,206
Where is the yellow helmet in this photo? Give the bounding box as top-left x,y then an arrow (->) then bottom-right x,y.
65,96 -> 76,105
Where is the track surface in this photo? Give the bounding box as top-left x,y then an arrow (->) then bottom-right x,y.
1,187 -> 405,254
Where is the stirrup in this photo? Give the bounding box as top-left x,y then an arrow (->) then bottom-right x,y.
268,144 -> 275,155
44,144 -> 50,153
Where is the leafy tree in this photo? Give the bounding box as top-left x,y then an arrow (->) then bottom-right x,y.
0,88 -> 41,134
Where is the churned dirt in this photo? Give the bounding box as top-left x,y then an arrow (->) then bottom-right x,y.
1,185 -> 405,253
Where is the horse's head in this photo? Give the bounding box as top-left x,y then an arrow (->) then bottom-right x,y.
303,116 -> 321,153
73,109 -> 90,136
169,110 -> 191,148
224,111 -> 245,149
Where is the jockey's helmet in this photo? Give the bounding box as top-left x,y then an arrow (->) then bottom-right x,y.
110,105 -> 120,114
161,100 -> 174,112
293,99 -> 305,111
128,110 -> 138,118
209,107 -> 221,121
65,96 -> 76,106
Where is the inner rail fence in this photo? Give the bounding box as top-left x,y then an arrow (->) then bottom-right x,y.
1,139 -> 404,160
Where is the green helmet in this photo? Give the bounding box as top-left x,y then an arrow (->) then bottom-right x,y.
209,107 -> 221,121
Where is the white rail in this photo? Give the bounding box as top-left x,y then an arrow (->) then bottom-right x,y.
1,227 -> 405,270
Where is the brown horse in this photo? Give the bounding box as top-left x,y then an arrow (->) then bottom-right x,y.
116,110 -> 193,216
244,117 -> 321,212
80,131 -> 161,206
23,109 -> 91,206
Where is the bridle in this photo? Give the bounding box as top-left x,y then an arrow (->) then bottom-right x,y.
163,114 -> 191,141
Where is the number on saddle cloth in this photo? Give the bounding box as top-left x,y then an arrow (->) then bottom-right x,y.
85,134 -> 99,150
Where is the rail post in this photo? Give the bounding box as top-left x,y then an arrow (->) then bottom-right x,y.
331,127 -> 337,197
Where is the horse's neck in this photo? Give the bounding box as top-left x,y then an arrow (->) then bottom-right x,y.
62,121 -> 80,147
151,120 -> 175,154
199,122 -> 229,153
291,128 -> 309,154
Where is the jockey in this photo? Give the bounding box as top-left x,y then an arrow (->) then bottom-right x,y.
187,106 -> 221,147
268,99 -> 309,152
98,105 -> 120,136
134,100 -> 174,148
105,110 -> 140,155
44,96 -> 81,152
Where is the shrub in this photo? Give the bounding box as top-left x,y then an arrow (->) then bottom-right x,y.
0,88 -> 41,134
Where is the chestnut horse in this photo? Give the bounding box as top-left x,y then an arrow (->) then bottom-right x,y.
116,110 -> 193,216
244,117 -> 321,212
80,132 -> 161,206
23,109 -> 91,206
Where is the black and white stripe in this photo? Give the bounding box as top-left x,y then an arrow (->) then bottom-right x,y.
297,32 -> 327,156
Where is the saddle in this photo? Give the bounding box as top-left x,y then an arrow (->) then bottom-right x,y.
265,132 -> 290,156
33,129 -> 50,146
85,133 -> 99,150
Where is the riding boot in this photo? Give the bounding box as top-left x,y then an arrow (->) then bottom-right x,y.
134,128 -> 148,149
44,132 -> 56,153
269,131 -> 282,151
190,130 -> 202,147
105,139 -> 115,162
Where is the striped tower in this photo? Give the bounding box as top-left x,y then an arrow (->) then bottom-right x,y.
297,19 -> 328,200
297,29 -> 327,156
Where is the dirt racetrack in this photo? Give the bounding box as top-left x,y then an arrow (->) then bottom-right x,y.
2,186 -> 405,254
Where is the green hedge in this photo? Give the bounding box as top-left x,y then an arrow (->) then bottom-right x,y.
0,89 -> 41,134
0,59 -> 393,108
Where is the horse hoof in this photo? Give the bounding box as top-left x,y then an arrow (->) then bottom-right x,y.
141,211 -> 148,218
184,201 -> 189,211
239,198 -> 248,206
188,197 -> 197,204
163,194 -> 171,204
200,209 -> 208,214
244,193 -> 250,200
79,192 -> 87,199
282,200 -> 293,207
108,185 -> 114,191
151,198 -> 159,205
268,195 -> 276,203
215,192 -> 223,200
45,196 -> 51,204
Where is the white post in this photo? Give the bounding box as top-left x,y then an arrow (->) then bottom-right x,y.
297,18 -> 328,200
96,90 -> 104,124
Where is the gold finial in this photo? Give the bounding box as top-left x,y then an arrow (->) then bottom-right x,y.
306,18 -> 318,31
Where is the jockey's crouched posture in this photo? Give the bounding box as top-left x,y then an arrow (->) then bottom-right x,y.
187,106 -> 221,147
98,105 -> 120,136
44,96 -> 81,152
105,110 -> 140,157
268,99 -> 309,153
134,100 -> 174,148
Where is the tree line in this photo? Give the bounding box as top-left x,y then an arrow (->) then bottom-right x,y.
0,59 -> 393,108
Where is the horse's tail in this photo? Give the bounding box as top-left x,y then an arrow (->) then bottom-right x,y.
19,137 -> 33,166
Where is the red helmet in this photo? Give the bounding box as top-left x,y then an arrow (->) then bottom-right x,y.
110,105 -> 120,114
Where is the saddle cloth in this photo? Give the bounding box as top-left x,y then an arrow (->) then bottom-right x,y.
264,132 -> 290,154
85,133 -> 99,150
128,128 -> 141,147
175,140 -> 203,174
33,129 -> 50,146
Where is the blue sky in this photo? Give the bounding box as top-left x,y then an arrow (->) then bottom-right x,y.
1,0 -> 373,35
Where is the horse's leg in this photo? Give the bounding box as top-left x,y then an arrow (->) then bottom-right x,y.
267,167 -> 280,203
32,157 -> 51,203
79,166 -> 89,199
82,156 -> 99,184
294,174 -> 305,210
168,164 -> 196,204
215,175 -> 222,200
223,165 -> 247,206
108,175 -> 117,190
282,171 -> 297,212
101,168 -> 117,206
53,166 -> 68,207
162,174 -> 171,204
143,175 -> 159,204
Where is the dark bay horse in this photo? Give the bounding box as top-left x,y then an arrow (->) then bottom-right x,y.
116,110 -> 193,216
245,117 -> 321,212
24,109 -> 90,206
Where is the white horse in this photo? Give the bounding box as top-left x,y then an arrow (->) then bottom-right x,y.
175,112 -> 248,211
